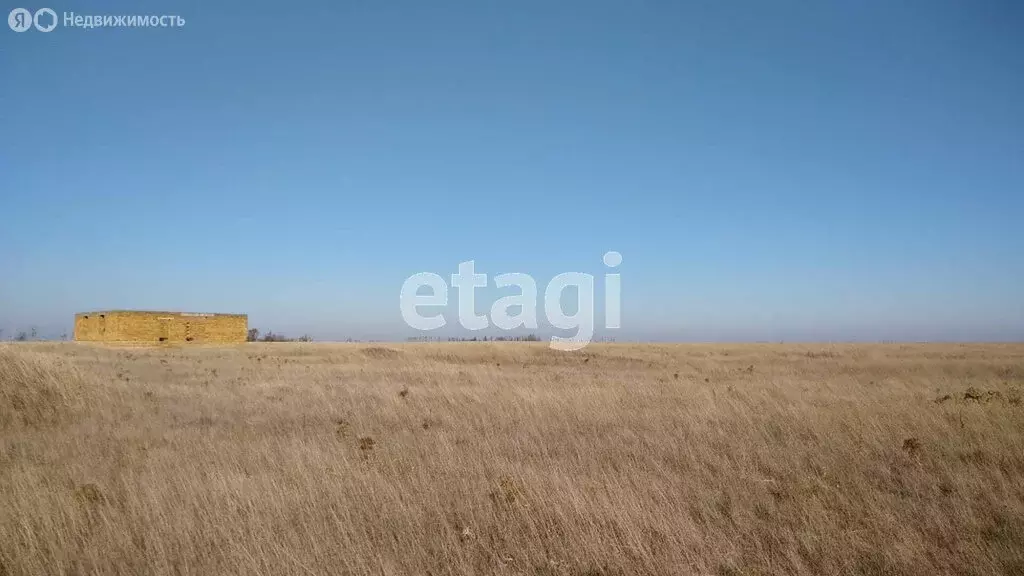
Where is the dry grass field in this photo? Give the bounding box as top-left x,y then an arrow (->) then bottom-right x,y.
1,342 -> 1023,575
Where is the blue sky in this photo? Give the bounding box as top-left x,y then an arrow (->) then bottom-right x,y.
1,0 -> 1022,341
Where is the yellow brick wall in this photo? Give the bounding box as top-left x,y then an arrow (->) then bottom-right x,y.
74,311 -> 247,344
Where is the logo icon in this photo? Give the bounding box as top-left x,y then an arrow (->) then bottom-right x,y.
33,8 -> 56,32
8,7 -> 57,32
8,8 -> 32,32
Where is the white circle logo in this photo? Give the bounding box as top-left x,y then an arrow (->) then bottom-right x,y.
8,8 -> 32,32
33,8 -> 57,32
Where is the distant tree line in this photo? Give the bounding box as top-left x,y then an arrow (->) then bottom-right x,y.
247,328 -> 313,343
406,334 -> 541,342
1,327 -> 39,341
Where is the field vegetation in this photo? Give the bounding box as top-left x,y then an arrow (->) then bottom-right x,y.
1,342 -> 1023,575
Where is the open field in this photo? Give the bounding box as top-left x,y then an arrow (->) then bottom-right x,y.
1,342 -> 1023,575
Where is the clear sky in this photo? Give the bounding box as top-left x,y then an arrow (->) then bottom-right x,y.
2,0 -> 1022,341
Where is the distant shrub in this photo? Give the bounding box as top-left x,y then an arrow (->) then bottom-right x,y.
258,330 -> 303,342
260,331 -> 287,342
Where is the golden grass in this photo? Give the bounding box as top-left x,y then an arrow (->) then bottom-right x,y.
1,342 -> 1023,575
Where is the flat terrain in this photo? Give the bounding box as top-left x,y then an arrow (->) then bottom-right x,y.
1,342 -> 1023,575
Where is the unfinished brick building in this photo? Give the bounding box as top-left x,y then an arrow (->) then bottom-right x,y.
73,311 -> 248,344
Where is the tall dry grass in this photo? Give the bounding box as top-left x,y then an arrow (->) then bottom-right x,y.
1,342 -> 1023,575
